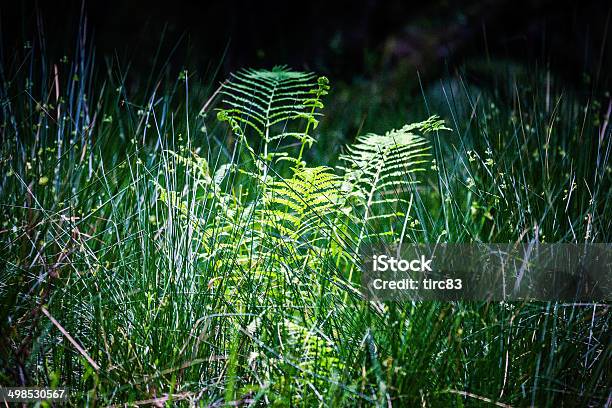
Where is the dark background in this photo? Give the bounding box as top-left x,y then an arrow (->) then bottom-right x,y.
1,0 -> 611,87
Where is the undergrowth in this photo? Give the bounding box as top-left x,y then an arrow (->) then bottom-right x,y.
0,25 -> 610,407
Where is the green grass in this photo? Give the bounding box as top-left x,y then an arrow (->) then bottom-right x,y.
1,29 -> 610,407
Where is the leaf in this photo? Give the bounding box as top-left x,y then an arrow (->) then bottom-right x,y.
339,116 -> 448,241
216,66 -> 329,146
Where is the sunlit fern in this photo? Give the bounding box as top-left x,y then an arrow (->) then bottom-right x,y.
339,116 -> 449,242
258,165 -> 356,271
216,66 -> 330,163
262,166 -> 342,244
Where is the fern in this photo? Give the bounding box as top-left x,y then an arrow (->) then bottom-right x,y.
263,166 -> 341,241
216,66 -> 329,164
253,165 -> 357,280
339,116 -> 449,242
164,72 -> 447,310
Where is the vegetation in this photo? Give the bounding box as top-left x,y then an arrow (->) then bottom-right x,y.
1,29 -> 610,407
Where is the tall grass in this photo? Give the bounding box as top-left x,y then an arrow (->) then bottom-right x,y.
1,23 -> 610,407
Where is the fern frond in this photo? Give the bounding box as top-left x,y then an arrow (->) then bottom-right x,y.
216,66 -> 329,147
263,166 -> 343,240
340,116 -> 448,242
340,122 -> 433,197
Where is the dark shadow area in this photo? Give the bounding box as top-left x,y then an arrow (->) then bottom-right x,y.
2,0 -> 611,87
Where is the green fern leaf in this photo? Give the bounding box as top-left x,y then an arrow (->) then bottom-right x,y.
216,66 -> 329,147
340,116 -> 448,241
